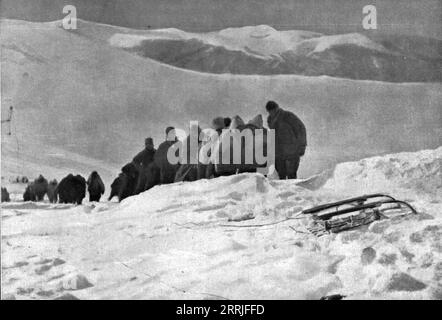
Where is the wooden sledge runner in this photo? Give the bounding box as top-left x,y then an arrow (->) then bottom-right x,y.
302,193 -> 418,235
303,193 -> 397,215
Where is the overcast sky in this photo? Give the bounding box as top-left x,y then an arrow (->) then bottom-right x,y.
1,0 -> 441,38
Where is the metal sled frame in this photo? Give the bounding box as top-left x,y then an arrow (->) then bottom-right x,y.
303,193 -> 418,221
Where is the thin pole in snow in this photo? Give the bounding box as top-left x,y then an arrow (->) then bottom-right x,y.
1,106 -> 14,135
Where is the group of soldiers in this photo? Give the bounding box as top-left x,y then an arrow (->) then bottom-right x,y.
108,100 -> 307,202
20,172 -> 105,204
1,101 -> 307,204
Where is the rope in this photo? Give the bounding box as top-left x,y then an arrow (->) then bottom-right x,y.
219,211 -> 304,228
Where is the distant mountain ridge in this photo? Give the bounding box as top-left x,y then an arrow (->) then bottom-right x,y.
34,18 -> 441,82
92,22 -> 442,82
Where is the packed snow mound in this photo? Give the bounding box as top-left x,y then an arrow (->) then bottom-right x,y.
120,173 -> 280,223
322,147 -> 442,197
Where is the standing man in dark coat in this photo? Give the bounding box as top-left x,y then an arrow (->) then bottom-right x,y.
87,171 -> 105,202
133,138 -> 156,168
266,101 -> 307,179
154,126 -> 179,184
47,179 -> 58,203
133,137 -> 156,194
33,174 -> 49,201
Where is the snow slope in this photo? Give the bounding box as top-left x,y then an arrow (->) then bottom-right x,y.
1,19 -> 441,184
1,147 -> 441,300
0,138 -> 118,201
321,147 -> 442,198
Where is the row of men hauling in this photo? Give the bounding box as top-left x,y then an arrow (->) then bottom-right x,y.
20,172 -> 105,204
9,101 -> 306,204
108,101 -> 307,202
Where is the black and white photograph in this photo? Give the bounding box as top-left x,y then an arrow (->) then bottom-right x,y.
1,0 -> 441,303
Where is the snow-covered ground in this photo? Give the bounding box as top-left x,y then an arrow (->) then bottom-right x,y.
2,147 -> 441,300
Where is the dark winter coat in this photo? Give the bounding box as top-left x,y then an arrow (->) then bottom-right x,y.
154,140 -> 179,184
23,183 -> 36,201
118,163 -> 139,199
33,175 -> 48,201
109,171 -> 137,202
134,162 -> 160,194
57,174 -> 86,204
87,172 -> 105,196
132,146 -> 156,167
267,107 -> 307,160
2,187 -> 10,202
108,175 -> 122,201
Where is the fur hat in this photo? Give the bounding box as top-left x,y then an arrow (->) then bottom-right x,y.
229,115 -> 245,129
212,117 -> 226,130
247,114 -> 263,128
265,100 -> 279,112
145,137 -> 154,146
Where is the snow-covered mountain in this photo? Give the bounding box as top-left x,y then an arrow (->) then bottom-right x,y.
2,147 -> 441,299
1,19 -> 441,183
96,22 -> 442,82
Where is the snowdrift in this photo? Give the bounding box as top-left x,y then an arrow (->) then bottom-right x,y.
303,147 -> 442,198
2,148 -> 441,299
